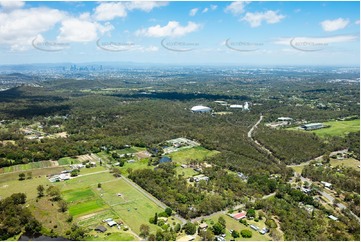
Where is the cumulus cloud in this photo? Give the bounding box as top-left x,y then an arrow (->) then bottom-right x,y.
126,1 -> 168,12
225,1 -> 249,15
93,2 -> 127,21
355,20 -> 360,25
0,7 -> 65,50
136,21 -> 201,38
0,1 -> 25,11
321,18 -> 349,32
210,5 -> 218,11
94,1 -> 167,21
189,8 -> 198,16
57,18 -> 113,42
242,10 -> 285,27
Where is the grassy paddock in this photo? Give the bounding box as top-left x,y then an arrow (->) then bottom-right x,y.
169,147 -> 220,164
330,158 -> 360,171
205,214 -> 271,241
95,178 -> 164,234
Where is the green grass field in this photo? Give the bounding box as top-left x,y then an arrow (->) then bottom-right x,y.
85,232 -> 135,241
175,166 -> 199,178
96,178 -> 165,234
58,157 -> 80,166
169,146 -> 220,164
312,119 -> 360,137
119,158 -> 150,175
69,199 -> 107,217
288,119 -> 360,138
63,188 -> 97,203
330,158 -> 360,171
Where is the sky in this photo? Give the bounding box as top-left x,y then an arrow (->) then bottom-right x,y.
0,1 -> 359,66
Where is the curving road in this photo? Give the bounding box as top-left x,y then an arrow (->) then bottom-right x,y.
248,114 -> 281,164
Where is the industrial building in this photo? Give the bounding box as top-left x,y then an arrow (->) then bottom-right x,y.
301,123 -> 324,130
191,105 -> 212,113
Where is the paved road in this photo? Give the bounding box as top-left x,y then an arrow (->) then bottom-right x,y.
121,176 -> 187,225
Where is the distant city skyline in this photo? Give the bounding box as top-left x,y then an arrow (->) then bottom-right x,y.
0,1 -> 359,66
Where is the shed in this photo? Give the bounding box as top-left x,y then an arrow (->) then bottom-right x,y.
95,225 -> 107,233
107,221 -> 117,227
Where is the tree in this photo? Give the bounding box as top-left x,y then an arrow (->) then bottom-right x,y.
232,230 -> 240,238
241,229 -> 252,238
247,209 -> 256,219
58,200 -> 68,212
165,207 -> 173,216
183,222 -> 197,235
148,234 -> 156,241
218,216 -> 226,228
47,186 -> 61,201
174,223 -> 181,233
27,172 -> 32,179
37,185 -> 45,197
19,173 -> 25,181
71,169 -> 79,177
140,224 -> 150,238
112,167 -> 122,177
212,222 -> 225,235
200,229 -> 215,241
154,212 -> 158,224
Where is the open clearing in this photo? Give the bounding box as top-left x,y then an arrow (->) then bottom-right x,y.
288,119 -> 359,138
206,214 -> 271,241
95,178 -> 166,234
312,119 -> 359,137
330,158 -> 360,171
55,171 -> 176,235
169,146 -> 220,164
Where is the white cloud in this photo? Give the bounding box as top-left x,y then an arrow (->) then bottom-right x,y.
0,1 -> 25,11
225,1 -> 249,15
189,8 -> 198,16
0,7 -> 65,50
93,1 -> 167,21
136,21 -> 201,38
57,18 -> 113,42
93,2 -> 127,21
242,10 -> 285,27
126,1 -> 168,12
321,18 -> 349,32
355,20 -> 360,25
210,5 -> 218,11
274,35 -> 358,45
202,8 -> 209,14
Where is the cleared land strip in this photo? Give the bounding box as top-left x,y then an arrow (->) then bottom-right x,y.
121,176 -> 187,225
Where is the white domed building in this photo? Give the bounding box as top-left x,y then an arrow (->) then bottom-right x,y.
191,105 -> 212,113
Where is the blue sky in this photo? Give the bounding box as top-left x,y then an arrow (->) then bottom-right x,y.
0,1 -> 359,66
